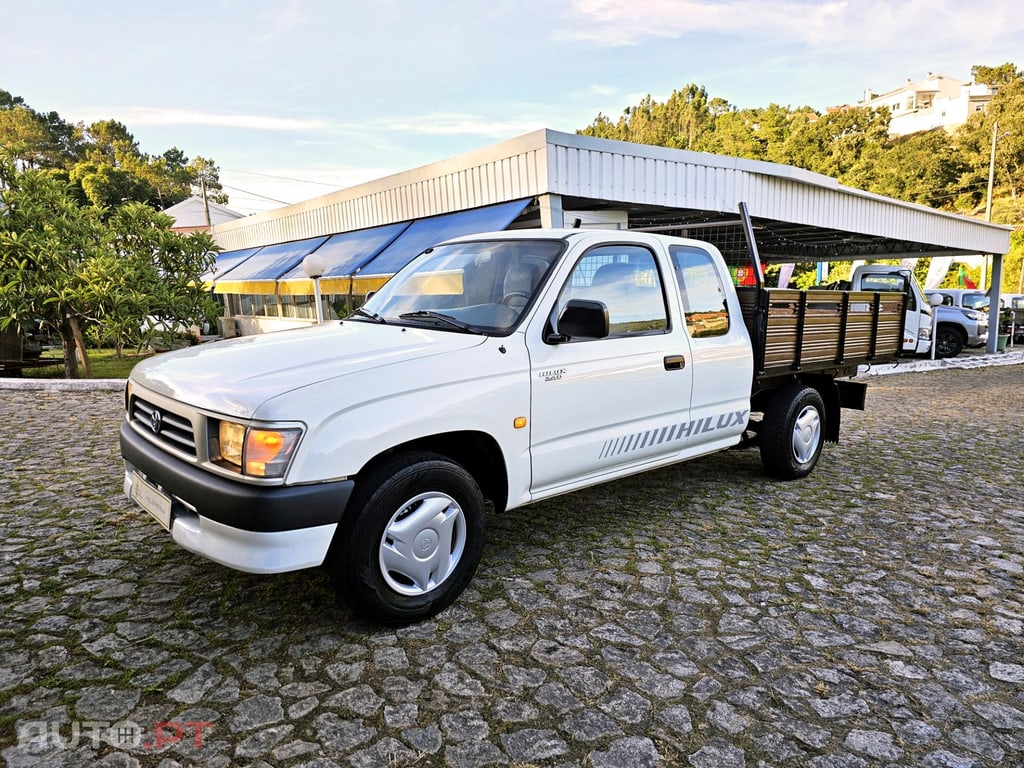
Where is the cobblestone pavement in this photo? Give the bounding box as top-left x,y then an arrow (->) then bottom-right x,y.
2,363 -> 1023,767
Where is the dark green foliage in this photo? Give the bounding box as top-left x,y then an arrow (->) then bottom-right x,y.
578,64 -> 1024,228
0,159 -> 218,377
0,89 -> 226,211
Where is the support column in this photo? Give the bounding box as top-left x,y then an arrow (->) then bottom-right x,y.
538,194 -> 564,229
987,253 -> 1003,353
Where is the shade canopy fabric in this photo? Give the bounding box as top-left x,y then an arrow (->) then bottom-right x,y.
202,247 -> 262,286
276,222 -> 411,295
356,199 -> 532,278
212,199 -> 532,296
213,236 -> 329,295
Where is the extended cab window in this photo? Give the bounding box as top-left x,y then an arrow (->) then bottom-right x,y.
862,274 -> 918,311
557,245 -> 668,338
670,246 -> 730,338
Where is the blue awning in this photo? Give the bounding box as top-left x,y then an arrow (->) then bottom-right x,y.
202,247 -> 262,285
213,235 -> 330,294
278,222 -> 411,283
356,199 -> 532,278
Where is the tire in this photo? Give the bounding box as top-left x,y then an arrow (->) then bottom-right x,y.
330,451 -> 485,624
759,384 -> 825,480
934,326 -> 964,358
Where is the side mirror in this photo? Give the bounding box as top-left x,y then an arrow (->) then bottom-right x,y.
550,299 -> 609,342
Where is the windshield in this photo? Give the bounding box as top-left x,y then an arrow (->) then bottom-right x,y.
352,239 -> 563,334
961,292 -> 988,310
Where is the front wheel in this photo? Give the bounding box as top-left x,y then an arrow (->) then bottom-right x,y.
933,326 -> 964,358
329,452 -> 485,624
759,384 -> 825,480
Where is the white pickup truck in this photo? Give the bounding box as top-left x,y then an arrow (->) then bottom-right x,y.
836,265 -> 991,357
841,265 -> 934,356
121,228 -> 906,622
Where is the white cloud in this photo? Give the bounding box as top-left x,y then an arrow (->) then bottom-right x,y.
568,84 -> 621,99
72,107 -> 328,132
75,107 -> 545,142
561,0 -> 1024,49
376,114 -> 548,137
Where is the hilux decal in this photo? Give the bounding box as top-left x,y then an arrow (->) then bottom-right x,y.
598,409 -> 749,459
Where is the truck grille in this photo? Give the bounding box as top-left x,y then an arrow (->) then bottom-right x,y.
130,396 -> 198,458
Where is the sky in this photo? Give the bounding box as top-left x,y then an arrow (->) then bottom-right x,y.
3,0 -> 1022,216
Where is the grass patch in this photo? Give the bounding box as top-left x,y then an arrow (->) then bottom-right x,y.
23,348 -> 154,380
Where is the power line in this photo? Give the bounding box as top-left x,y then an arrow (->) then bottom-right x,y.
223,168 -> 344,187
219,183 -> 293,205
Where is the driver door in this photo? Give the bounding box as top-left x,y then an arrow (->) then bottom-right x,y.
527,243 -> 693,495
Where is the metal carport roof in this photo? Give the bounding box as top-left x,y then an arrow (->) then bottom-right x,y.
208,129 -> 1013,350
211,129 -> 1011,262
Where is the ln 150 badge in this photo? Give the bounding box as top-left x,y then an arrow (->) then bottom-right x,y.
537,368 -> 566,382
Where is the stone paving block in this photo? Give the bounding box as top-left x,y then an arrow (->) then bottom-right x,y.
1,365 -> 1023,766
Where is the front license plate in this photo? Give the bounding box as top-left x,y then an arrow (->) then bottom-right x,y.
131,473 -> 172,531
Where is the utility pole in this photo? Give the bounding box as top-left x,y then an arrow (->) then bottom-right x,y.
980,121 -> 998,291
985,121 -> 998,224
200,175 -> 212,230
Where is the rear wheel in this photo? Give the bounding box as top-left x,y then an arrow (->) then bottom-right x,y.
934,326 -> 964,358
330,452 -> 485,624
760,384 -> 825,480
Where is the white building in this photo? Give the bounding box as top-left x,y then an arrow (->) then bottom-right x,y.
860,72 -> 997,136
164,196 -> 244,234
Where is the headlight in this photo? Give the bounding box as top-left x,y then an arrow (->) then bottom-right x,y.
214,421 -> 302,478
219,422 -> 246,466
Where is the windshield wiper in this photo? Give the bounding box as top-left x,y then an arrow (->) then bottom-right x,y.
350,307 -> 386,323
398,310 -> 483,334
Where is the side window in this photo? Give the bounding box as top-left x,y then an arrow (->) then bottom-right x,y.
558,245 -> 668,338
670,246 -> 730,338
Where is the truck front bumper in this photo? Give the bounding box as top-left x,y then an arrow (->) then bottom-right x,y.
968,325 -> 989,347
120,421 -> 354,573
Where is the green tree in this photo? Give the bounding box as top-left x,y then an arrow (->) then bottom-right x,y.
853,129 -> 967,208
0,161 -> 107,376
579,112 -> 620,140
105,203 -> 218,353
1004,229 -> 1024,294
699,108 -> 767,159
0,89 -> 83,169
971,63 -> 1022,85
3,90 -> 229,214
578,84 -> 723,151
70,161 -> 156,210
786,107 -> 891,179
953,73 -> 1024,222
1,158 -> 219,376
83,119 -> 140,163
187,155 -> 228,204
661,84 -> 718,150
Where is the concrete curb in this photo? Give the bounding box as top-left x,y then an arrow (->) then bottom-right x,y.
0,378 -> 125,392
858,349 -> 1024,376
2,351 -> 1021,391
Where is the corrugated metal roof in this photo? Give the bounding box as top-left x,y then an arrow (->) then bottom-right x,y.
211,129 -> 1011,260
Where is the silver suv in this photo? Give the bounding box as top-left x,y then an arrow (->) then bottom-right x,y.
924,289 -> 989,357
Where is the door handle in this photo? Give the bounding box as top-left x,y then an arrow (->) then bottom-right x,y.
663,354 -> 686,370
